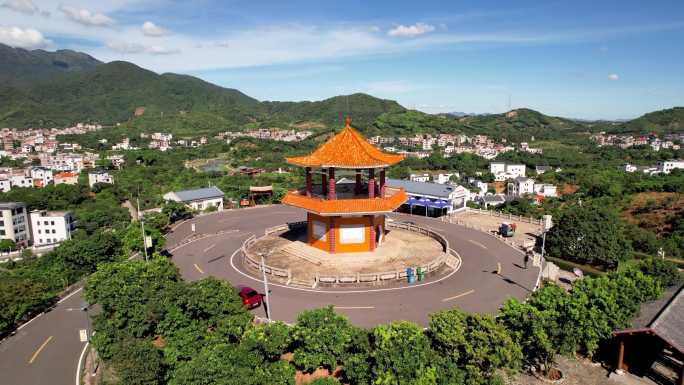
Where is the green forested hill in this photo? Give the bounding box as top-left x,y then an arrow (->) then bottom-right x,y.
0,43 -> 101,88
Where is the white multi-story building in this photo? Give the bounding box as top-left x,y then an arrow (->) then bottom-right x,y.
433,173 -> 456,184
0,202 -> 30,247
30,166 -> 53,185
534,183 -> 558,198
657,160 -> 684,174
507,177 -> 535,197
10,174 -> 33,188
88,171 -> 114,188
0,179 -> 10,192
29,210 -> 75,246
490,162 -> 526,181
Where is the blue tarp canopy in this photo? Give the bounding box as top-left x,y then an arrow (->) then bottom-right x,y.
406,196 -> 449,209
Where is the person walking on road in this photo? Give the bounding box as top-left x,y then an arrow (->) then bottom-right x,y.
524,253 -> 530,269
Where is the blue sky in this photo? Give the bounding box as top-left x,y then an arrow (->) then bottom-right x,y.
1,0 -> 683,119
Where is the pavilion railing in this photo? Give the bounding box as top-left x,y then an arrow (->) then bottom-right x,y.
241,220 -> 461,287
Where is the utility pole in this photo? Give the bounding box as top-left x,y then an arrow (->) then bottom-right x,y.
260,254 -> 271,321
137,197 -> 148,262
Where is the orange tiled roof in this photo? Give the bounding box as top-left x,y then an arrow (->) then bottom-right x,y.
286,117 -> 404,169
281,188 -> 407,216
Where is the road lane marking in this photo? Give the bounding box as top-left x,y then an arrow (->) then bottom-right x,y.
441,289 -> 475,302
468,240 -> 487,249
497,262 -> 502,275
193,263 -> 205,274
28,336 -> 53,364
333,306 -> 375,310
203,243 -> 216,253
76,342 -> 89,385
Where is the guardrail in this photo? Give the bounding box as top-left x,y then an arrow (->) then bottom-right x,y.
462,207 -> 543,226
242,220 -> 461,287
241,234 -> 294,284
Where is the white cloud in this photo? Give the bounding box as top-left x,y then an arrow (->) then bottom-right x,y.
59,5 -> 115,27
142,21 -> 170,37
1,0 -> 37,14
608,73 -> 619,81
388,22 -> 435,38
107,41 -> 180,55
0,26 -> 50,48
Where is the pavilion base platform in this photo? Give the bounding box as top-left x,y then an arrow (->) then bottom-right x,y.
244,225 -> 447,286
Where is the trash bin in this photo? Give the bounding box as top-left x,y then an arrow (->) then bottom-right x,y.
417,267 -> 425,281
406,267 -> 414,284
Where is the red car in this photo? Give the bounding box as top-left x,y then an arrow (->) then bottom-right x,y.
237,285 -> 263,309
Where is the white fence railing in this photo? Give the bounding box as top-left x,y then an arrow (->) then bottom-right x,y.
461,207 -> 543,226
242,220 -> 461,287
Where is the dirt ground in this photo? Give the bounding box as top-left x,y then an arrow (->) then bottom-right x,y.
247,228 -> 445,281
449,211 -> 541,248
506,356 -> 656,385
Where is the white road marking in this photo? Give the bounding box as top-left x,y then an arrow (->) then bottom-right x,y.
203,243 -> 216,253
79,329 -> 88,342
57,287 -> 83,304
468,239 -> 487,249
193,263 -> 205,274
441,289 -> 475,302
75,342 -> 89,385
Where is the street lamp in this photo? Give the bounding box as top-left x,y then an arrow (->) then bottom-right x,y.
258,252 -> 272,321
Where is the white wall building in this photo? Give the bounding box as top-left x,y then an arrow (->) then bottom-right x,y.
163,186 -> 225,211
621,164 -> 637,173
0,202 -> 30,247
491,162 -> 526,181
433,173 -> 456,184
88,171 -> 114,188
30,167 -> 54,185
0,179 -> 10,193
10,174 -> 33,188
29,210 -> 75,246
409,174 -> 430,183
534,184 -> 558,198
507,177 -> 535,197
657,160 -> 684,174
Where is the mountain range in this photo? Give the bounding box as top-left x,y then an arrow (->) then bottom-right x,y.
0,43 -> 682,138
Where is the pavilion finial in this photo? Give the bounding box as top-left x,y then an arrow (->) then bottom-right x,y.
344,116 -> 351,128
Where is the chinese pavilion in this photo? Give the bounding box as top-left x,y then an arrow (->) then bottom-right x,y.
282,117 -> 407,253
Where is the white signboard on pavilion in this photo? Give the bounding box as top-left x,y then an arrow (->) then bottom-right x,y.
339,223 -> 365,244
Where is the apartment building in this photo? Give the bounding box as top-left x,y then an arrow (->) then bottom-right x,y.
29,210 -> 75,246
0,202 -> 30,247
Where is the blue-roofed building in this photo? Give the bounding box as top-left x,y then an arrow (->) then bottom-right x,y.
385,178 -> 467,217
163,186 -> 225,211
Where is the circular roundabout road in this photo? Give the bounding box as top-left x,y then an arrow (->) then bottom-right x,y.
166,205 -> 539,327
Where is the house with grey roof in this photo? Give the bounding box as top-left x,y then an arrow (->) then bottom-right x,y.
612,284 -> 684,384
385,178 -> 467,215
163,186 -> 225,212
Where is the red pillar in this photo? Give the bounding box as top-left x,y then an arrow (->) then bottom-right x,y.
368,216 -> 375,251
380,168 -> 386,198
329,217 -> 336,253
321,169 -> 327,196
354,169 -> 361,195
368,168 -> 375,198
305,167 -> 312,196
328,167 -> 336,200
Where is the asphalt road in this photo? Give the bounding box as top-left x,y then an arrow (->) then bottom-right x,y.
167,206 -> 539,327
0,288 -> 88,385
0,205 -> 537,385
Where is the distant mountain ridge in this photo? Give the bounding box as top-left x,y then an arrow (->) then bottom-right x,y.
0,43 -> 102,88
0,44 -> 681,138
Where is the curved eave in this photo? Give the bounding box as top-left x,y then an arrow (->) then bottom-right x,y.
286,155 -> 405,169
281,189 -> 407,216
